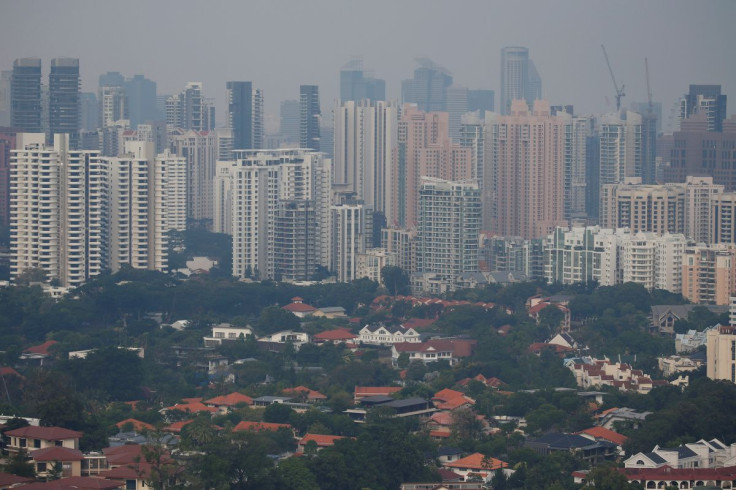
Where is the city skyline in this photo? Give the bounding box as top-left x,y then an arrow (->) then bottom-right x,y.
1,0 -> 734,128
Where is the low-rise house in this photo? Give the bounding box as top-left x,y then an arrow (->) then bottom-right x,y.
345,397 -> 435,423
312,306 -> 347,319
432,389 -> 476,411
625,439 -> 736,470
526,433 -> 617,466
527,297 -> 571,333
312,328 -> 357,344
457,374 -> 505,389
595,407 -> 652,430
6,426 -> 82,453
442,452 -> 510,483
252,396 -> 293,407
621,465 -> 736,488
257,331 -> 310,350
651,304 -> 728,336
359,322 -> 420,345
565,357 -> 664,394
13,476 -> 125,489
19,340 -> 58,366
115,419 -> 154,433
203,323 -> 254,347
658,355 -> 704,377
575,427 -> 628,455
204,392 -> 253,409
392,339 -> 476,366
282,297 -> 317,318
31,447 -> 84,478
282,386 -> 327,403
354,386 -> 402,401
297,433 -> 346,453
163,401 -> 217,416
675,327 -> 713,353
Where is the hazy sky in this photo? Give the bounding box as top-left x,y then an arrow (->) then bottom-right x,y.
2,0 -> 734,130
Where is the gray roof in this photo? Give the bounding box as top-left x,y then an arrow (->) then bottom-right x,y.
651,304 -> 728,319
644,452 -> 667,465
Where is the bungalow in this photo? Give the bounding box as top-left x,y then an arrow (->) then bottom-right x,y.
526,433 -> 617,466
354,386 -> 402,401
596,407 -> 652,430
624,439 -> 736,470
575,426 -> 628,455
5,426 -> 82,453
392,339 -> 476,366
282,386 -> 327,403
204,392 -> 254,409
312,306 -> 347,319
30,447 -> 84,478
13,476 -> 125,489
443,452 -> 510,483
621,465 -> 736,489
115,419 -> 154,433
20,340 -> 58,366
282,297 -> 317,318
252,396 -> 293,407
358,322 -> 420,345
313,328 -> 357,344
297,433 -> 346,453
163,401 -> 217,416
203,323 -> 254,347
257,331 -> 310,350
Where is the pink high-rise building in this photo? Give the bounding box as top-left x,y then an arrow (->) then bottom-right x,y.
487,99 -> 568,239
392,105 -> 472,227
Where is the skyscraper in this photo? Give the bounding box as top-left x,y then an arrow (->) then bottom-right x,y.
0,130 -> 17,228
99,85 -> 128,128
299,85 -> 320,151
124,75 -> 158,127
333,100 -> 397,220
10,58 -> 42,133
167,82 -> 214,131
280,99 -> 300,145
599,111 -> 644,187
467,89 -> 494,114
401,58 -> 452,112
681,85 -> 727,132
486,100 -> 568,239
48,58 -> 81,147
500,47 -> 542,115
227,81 -> 264,151
340,57 -> 386,103
170,129 -> 218,224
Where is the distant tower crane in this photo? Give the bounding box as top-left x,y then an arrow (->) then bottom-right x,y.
601,44 -> 625,111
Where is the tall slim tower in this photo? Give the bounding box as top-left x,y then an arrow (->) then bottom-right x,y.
401,58 -> 452,112
280,100 -> 300,145
500,47 -> 528,115
300,85 -> 320,151
48,58 -> 81,148
227,81 -> 264,151
11,58 -> 43,133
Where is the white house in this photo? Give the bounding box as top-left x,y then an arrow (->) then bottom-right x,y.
204,323 -> 254,347
257,330 -> 310,350
358,322 -> 420,345
625,439 -> 736,470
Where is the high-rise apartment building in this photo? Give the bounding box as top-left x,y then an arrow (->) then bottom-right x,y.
486,100 -> 568,239
48,58 -> 81,148
401,58 -> 452,113
333,100 -> 397,221
331,197 -> 373,283
11,58 -> 42,133
0,130 -> 17,228
280,99 -> 300,145
167,82 -> 214,131
599,111 -> 644,187
599,179 -> 686,235
446,85 -> 469,141
170,129 -> 218,224
500,47 -> 541,115
299,85 -> 320,151
684,176 -> 724,243
392,105 -> 472,228
10,134 -> 106,286
681,85 -> 727,132
99,86 -> 128,128
416,177 -> 481,282
459,112 -> 485,190
340,57 -> 386,103
228,149 -> 331,281
226,81 -> 264,152
682,244 -> 736,305
706,325 -> 736,383
710,192 -> 736,245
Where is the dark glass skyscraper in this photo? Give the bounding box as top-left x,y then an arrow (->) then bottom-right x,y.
10,58 -> 42,132
683,84 -> 727,132
125,75 -> 158,127
401,58 -> 452,112
49,58 -> 80,147
226,81 -> 263,150
340,58 -> 386,103
300,85 -> 320,151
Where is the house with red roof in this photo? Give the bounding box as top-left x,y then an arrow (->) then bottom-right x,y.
6,426 -> 83,453
0,471 -> 34,488
353,386 -> 402,401
20,340 -> 58,365
312,328 -> 357,344
296,433 -> 346,453
30,446 -> 84,478
575,426 -> 628,451
443,452 -> 510,482
163,401 -> 216,415
392,339 -> 476,366
282,386 -> 327,402
204,392 -> 254,409
163,420 -> 193,433
282,297 -> 318,318
115,418 -> 155,433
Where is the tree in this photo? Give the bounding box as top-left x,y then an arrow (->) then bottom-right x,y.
258,306 -> 300,335
2,449 -> 35,477
584,464 -> 640,489
263,403 -> 294,424
450,406 -> 484,441
275,457 -> 319,490
381,266 -> 410,296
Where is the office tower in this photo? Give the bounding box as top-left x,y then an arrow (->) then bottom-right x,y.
99,86 -> 128,128
320,122 -> 333,160
0,70 -> 12,126
392,105 -> 473,228
416,177 -> 481,279
401,58 -> 452,112
226,81 -> 264,151
681,85 -> 727,132
280,99 -> 300,144
331,196 -> 373,282
500,47 -> 528,115
124,75 -> 158,127
468,89 -> 494,114
48,58 -> 81,147
10,133 -> 107,286
80,93 -> 98,131
526,60 -> 542,103
0,130 -> 16,227
10,58 -> 42,132
170,129 -> 218,224
340,57 -> 386,103
446,85 -> 468,141
333,100 -> 397,220
486,100 -> 568,239
228,149 -> 330,280
166,82 -> 214,131
99,71 -> 124,88
299,85 -> 320,151
662,115 -> 736,190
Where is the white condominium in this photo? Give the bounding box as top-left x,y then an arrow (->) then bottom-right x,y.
11,133 -> 107,286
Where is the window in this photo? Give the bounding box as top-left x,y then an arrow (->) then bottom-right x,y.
36,462 -> 47,472
126,480 -> 137,490
19,438 -> 26,448
33,439 -> 41,448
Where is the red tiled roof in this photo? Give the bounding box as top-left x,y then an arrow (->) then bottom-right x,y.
298,433 -> 345,447
14,476 -> 126,489
576,427 -> 628,446
283,386 -> 327,400
437,468 -> 463,481
165,402 -> 216,414
436,396 -> 475,411
233,421 -> 292,432
430,429 -> 451,438
31,446 -> 83,462
433,388 -> 464,402
0,472 -> 34,486
204,392 -> 254,406
354,386 -> 401,398
103,444 -> 145,465
6,426 -> 83,440
402,318 -> 436,330
0,366 -> 22,377
181,397 -> 202,403
429,412 -> 453,426
445,452 -> 508,471
622,465 -> 736,482
283,299 -> 317,313
24,340 -> 58,356
313,328 -> 357,341
163,420 -> 193,433
115,418 -> 155,432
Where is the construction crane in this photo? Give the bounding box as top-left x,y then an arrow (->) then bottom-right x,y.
601,44 -> 625,111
